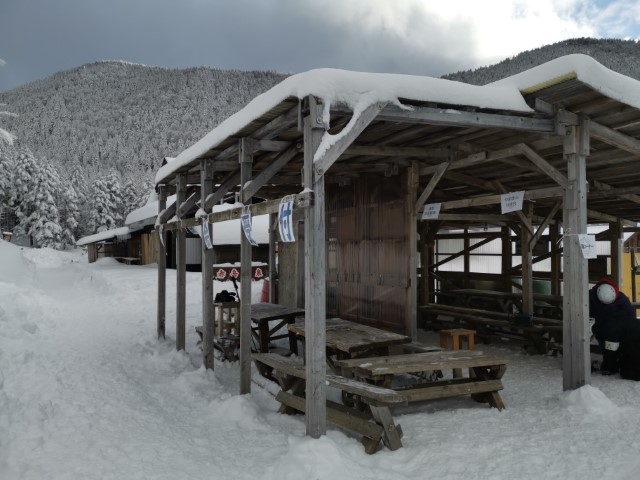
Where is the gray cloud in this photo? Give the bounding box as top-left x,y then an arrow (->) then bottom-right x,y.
0,0 -> 634,92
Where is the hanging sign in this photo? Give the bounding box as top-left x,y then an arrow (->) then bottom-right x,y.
421,203 -> 442,221
241,212 -> 259,246
278,197 -> 295,242
501,191 -> 525,214
578,234 -> 597,259
202,221 -> 213,250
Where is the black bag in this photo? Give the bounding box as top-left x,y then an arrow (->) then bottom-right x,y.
214,290 -> 237,303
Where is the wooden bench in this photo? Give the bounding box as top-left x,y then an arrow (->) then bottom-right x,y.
252,353 -> 407,453
333,350 -> 507,410
421,302 -> 562,354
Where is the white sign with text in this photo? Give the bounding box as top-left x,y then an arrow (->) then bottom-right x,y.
501,191 -> 525,214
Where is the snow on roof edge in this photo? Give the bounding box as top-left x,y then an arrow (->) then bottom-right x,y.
155,68 -> 533,185
76,227 -> 131,246
489,54 -> 640,110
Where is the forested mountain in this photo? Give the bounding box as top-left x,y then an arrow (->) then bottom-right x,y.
1,37 -> 639,247
444,38 -> 640,84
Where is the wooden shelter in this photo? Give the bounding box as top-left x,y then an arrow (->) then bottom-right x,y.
153,55 -> 640,438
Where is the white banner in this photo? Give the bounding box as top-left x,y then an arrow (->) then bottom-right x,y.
421,203 -> 442,220
278,198 -> 295,242
241,213 -> 258,246
578,234 -> 597,259
202,221 -> 213,250
500,191 -> 525,214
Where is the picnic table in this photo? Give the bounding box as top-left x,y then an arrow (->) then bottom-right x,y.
288,317 -> 411,360
250,303 -> 305,354
114,256 -> 141,265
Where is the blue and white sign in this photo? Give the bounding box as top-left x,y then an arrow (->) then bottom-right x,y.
421,202 -> 442,221
241,213 -> 259,246
202,221 -> 213,250
278,199 -> 295,242
500,191 -> 525,214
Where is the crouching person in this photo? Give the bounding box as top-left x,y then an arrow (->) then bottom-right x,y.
589,278 -> 636,375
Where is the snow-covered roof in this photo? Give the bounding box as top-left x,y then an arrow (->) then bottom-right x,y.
76,227 -> 130,246
155,68 -> 533,184
489,54 -> 640,109
156,55 -> 640,187
124,197 -> 269,245
125,195 -> 177,227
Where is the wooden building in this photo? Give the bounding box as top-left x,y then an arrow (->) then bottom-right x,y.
152,55 -> 640,438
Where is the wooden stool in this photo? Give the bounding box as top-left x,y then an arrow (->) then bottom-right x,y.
439,328 -> 476,351
439,329 -> 476,378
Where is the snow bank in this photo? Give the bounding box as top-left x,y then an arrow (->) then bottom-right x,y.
0,240 -> 34,284
559,384 -> 620,415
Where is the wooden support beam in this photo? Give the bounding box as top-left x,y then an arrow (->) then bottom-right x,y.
408,161 -> 419,339
177,190 -> 200,218
521,203 -> 534,315
439,186 -> 564,211
590,121 -> 640,157
203,170 -> 241,212
269,214 -> 277,303
344,144 -> 450,158
592,179 -> 640,205
244,145 -> 300,199
314,102 -> 385,176
415,162 -> 449,213
501,226 -> 512,292
239,138 -> 253,395
610,221 -> 623,289
529,201 -> 561,249
550,223 -> 562,296
303,96 -> 327,438
176,174 -> 187,352
375,104 -> 555,133
157,185 -> 167,339
201,159 -> 215,370
432,236 -> 496,269
562,116 -> 591,391
517,144 -> 568,187
156,202 -> 177,225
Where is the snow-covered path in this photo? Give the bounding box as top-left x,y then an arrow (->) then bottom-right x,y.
2,241 -> 640,480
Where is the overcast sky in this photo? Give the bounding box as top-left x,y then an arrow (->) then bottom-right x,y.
1,0 -> 639,92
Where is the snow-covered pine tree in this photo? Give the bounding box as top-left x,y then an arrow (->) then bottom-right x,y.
89,171 -> 123,233
11,150 -> 64,248
59,183 -> 80,246
24,161 -> 63,249
122,178 -> 140,222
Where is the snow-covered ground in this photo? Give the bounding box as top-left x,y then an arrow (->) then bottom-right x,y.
1,239 -> 639,480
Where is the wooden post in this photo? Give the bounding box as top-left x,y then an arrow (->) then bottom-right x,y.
562,117 -> 591,390
521,203 -> 534,315
407,161 -> 419,339
501,226 -> 512,292
239,138 -> 254,394
463,229 -> 470,288
610,220 -> 623,288
176,174 -> 187,351
201,160 -> 215,370
419,222 -> 429,307
304,96 -> 327,438
269,213 -> 277,303
296,220 -> 305,308
550,223 -> 562,296
157,185 -> 167,339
